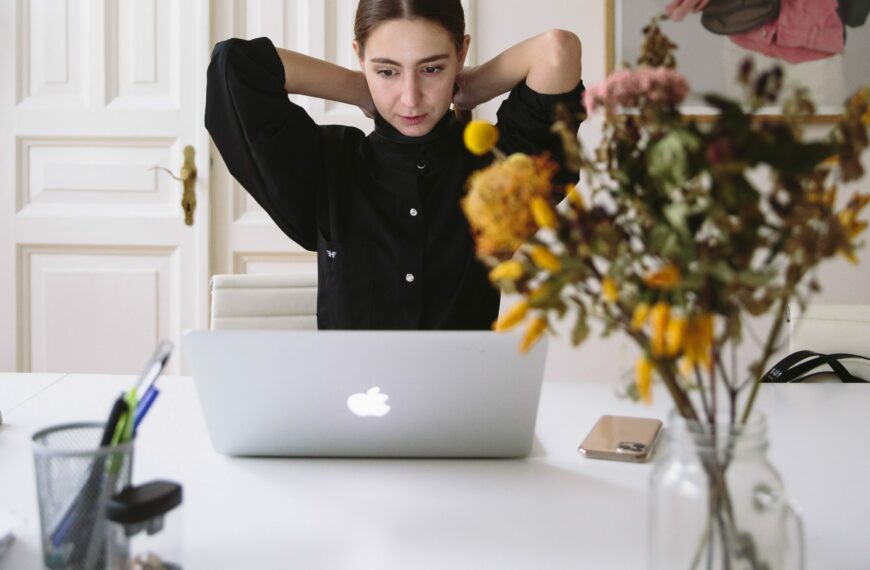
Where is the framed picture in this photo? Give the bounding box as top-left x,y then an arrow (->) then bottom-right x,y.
605,0 -> 870,118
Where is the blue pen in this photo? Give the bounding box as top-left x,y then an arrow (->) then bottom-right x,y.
133,387 -> 160,433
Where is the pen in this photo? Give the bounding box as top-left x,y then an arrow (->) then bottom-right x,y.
48,339 -> 174,560
133,388 -> 160,433
133,340 -> 173,396
49,395 -> 129,547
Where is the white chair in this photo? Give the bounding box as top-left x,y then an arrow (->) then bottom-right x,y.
787,303 -> 870,381
210,272 -> 318,331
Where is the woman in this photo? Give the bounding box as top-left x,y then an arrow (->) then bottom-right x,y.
205,0 -> 584,330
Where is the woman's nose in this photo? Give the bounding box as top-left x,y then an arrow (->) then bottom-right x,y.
401,76 -> 422,108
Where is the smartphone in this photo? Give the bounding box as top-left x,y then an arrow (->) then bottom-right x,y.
578,415 -> 663,463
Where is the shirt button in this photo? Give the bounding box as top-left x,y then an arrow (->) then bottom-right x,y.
417,162 -> 426,170
405,273 -> 415,283
409,208 -> 418,217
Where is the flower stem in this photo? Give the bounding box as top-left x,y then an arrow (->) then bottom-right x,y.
739,298 -> 790,425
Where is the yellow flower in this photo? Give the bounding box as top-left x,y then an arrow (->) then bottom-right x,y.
837,192 -> 870,263
684,314 -> 714,368
649,302 -> 670,358
519,316 -> 548,353
529,245 -> 562,272
506,152 -> 533,166
643,264 -> 682,290
530,196 -> 558,229
494,299 -> 529,332
631,302 -> 651,330
489,260 -> 524,282
461,155 -> 558,256
566,184 -> 585,210
635,356 -> 653,405
463,120 -> 500,156
665,315 -> 688,357
601,277 -> 619,303
528,283 -> 549,305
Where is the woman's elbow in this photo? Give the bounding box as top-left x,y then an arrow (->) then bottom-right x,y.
542,29 -> 582,74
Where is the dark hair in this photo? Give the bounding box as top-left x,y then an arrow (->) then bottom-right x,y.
354,0 -> 471,123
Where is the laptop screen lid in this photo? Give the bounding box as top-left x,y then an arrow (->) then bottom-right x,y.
182,330 -> 548,458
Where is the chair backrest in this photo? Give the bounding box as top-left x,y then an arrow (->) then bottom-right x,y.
788,303 -> 870,380
210,272 -> 317,331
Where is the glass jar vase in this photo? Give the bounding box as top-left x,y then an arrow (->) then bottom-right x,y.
648,411 -> 804,570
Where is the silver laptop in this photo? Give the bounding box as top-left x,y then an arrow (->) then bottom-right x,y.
182,330 -> 548,458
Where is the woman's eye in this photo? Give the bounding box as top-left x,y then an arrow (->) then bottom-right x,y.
377,69 -> 396,78
423,66 -> 442,74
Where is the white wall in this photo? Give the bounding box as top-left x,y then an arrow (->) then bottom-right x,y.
472,0 -> 870,384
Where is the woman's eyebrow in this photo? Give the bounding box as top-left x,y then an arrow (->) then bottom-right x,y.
369,54 -> 449,66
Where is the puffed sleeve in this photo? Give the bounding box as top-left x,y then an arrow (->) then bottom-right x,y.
205,37 -> 320,251
495,79 -> 586,185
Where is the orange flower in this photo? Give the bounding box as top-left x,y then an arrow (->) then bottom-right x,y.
530,196 -> 558,229
643,264 -> 682,290
462,154 -> 558,257
519,316 -> 548,353
602,277 -> 619,303
494,300 -> 529,332
635,356 -> 653,405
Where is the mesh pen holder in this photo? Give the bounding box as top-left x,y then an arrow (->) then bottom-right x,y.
32,422 -> 134,570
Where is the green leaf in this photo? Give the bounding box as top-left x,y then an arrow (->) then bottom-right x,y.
737,269 -> 775,287
709,261 -> 735,283
571,315 -> 590,346
647,130 -> 702,191
664,202 -> 690,237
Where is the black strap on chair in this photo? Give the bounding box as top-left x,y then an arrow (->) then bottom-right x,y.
762,350 -> 870,383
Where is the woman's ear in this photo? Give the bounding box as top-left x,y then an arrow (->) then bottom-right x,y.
458,34 -> 471,68
352,40 -> 364,68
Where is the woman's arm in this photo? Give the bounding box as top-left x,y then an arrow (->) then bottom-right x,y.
275,48 -> 375,116
454,29 -> 582,110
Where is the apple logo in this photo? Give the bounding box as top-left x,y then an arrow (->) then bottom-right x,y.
347,387 -> 391,418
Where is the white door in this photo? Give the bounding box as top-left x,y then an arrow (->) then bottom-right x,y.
0,0 -> 211,374
209,0 -> 476,277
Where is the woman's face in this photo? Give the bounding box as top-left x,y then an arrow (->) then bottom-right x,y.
355,18 -> 469,137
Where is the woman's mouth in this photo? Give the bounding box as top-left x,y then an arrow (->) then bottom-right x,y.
400,114 -> 427,125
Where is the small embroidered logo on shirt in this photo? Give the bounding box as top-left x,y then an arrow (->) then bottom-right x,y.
326,250 -> 337,259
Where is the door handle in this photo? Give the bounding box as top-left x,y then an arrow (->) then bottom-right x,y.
151,145 -> 197,225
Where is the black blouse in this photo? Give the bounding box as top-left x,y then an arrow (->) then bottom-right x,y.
205,37 -> 584,330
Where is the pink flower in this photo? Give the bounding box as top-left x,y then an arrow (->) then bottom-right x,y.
586,67 -> 690,113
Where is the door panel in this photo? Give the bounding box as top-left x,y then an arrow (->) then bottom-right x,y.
1,0 -> 211,373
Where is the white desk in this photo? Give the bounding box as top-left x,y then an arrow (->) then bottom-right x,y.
0,374 -> 66,418
1,374 -> 868,569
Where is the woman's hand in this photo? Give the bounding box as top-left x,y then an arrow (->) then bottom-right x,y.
355,73 -> 377,118
453,67 -> 483,111
664,0 -> 711,22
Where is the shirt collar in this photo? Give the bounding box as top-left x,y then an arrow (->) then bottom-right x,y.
367,111 -> 461,175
